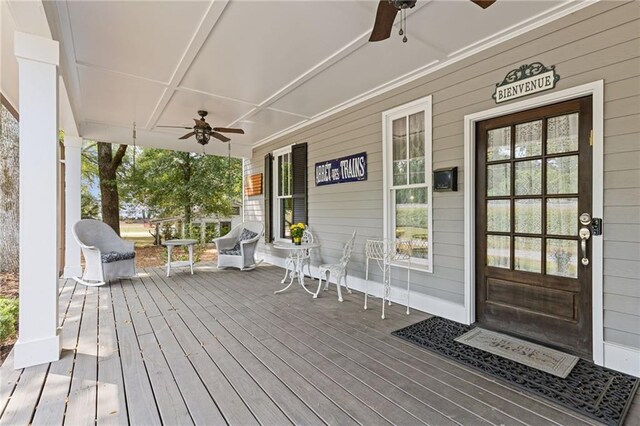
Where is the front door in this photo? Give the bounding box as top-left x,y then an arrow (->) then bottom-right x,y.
475,96 -> 593,358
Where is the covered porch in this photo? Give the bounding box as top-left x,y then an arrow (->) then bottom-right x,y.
4,264 -> 635,425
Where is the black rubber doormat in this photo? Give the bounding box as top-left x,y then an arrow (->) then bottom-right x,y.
392,317 -> 638,426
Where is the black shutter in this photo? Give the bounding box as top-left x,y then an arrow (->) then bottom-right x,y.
264,153 -> 273,243
291,143 -> 308,225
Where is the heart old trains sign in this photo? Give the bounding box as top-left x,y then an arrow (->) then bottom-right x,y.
315,152 -> 367,186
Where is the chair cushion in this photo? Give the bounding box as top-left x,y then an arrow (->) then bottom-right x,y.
238,228 -> 258,242
101,251 -> 136,264
219,228 -> 258,256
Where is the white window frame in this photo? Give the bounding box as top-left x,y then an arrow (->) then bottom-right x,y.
272,145 -> 293,243
382,95 -> 433,272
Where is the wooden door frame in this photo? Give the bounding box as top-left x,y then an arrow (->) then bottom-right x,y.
463,80 -> 604,365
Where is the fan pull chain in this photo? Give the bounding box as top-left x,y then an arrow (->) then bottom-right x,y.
402,9 -> 408,43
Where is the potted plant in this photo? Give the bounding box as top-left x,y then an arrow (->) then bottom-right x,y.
290,222 -> 305,245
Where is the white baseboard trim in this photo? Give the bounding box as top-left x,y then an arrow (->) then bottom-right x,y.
261,253 -> 467,323
13,332 -> 61,369
62,265 -> 83,278
604,342 -> 640,377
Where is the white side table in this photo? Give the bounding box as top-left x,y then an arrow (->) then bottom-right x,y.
162,239 -> 198,277
273,242 -> 320,295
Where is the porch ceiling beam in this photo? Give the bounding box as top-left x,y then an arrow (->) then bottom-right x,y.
145,0 -> 230,131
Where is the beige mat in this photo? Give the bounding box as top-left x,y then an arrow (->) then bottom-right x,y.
455,328 -> 579,378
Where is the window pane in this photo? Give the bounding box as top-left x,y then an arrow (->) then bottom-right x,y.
281,198 -> 293,238
487,127 -> 511,161
515,159 -> 542,195
515,237 -> 541,273
515,120 -> 542,158
409,112 -> 425,184
547,198 -> 578,236
278,153 -> 292,197
395,188 -> 428,259
393,117 -> 407,185
487,200 -> 510,232
546,239 -> 578,278
547,155 -> 578,194
487,235 -> 510,269
515,199 -> 541,234
487,163 -> 510,196
547,113 -> 579,154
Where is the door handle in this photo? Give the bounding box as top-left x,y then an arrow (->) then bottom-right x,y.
579,227 -> 591,266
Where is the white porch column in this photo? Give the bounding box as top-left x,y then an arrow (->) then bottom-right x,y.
14,32 -> 62,369
63,135 -> 83,278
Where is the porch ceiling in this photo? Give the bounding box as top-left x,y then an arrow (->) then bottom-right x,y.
11,0 -> 588,157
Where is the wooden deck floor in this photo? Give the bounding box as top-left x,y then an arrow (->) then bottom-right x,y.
1,263 -> 638,425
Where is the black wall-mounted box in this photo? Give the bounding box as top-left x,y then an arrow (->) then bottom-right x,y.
433,167 -> 458,192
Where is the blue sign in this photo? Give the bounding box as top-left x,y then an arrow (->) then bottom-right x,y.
315,152 -> 367,186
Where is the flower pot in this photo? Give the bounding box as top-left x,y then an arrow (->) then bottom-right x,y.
293,236 -> 302,245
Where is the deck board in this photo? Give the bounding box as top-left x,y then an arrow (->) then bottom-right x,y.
1,263 -> 639,425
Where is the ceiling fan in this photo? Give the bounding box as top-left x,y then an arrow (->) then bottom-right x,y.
157,110 -> 245,146
369,0 -> 496,43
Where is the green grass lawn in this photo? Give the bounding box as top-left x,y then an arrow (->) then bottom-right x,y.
120,222 -> 155,247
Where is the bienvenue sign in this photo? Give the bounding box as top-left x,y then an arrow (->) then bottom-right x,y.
315,152 -> 367,186
493,62 -> 560,104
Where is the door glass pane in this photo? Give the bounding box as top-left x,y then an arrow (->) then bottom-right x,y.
515,199 -> 541,234
546,239 -> 578,278
515,159 -> 542,195
409,112 -> 425,184
487,163 -> 510,196
487,127 -> 511,161
515,120 -> 542,158
547,198 -> 578,236
487,200 -> 510,232
547,113 -> 579,154
392,117 -> 407,185
515,237 -> 541,272
547,155 -> 578,194
487,235 -> 510,269
395,188 -> 428,253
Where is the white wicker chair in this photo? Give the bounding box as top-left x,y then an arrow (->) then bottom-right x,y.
313,230 -> 357,302
213,221 -> 264,270
72,219 -> 137,286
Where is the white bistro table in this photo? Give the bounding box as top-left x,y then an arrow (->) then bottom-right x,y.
273,241 -> 320,295
162,239 -> 198,277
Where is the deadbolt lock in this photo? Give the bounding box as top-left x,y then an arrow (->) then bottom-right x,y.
579,213 -> 592,226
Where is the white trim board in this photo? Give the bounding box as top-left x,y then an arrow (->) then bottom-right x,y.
260,252 -> 467,323
463,81 -> 605,366
604,343 -> 640,378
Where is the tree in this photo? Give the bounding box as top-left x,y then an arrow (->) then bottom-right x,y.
125,148 -> 241,226
97,142 -> 127,235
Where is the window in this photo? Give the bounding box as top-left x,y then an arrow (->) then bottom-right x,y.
264,143 -> 307,243
383,96 -> 433,271
273,146 -> 293,240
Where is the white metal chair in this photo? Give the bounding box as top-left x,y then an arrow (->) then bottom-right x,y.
213,221 -> 264,270
281,228 -> 315,283
72,219 -> 137,286
313,230 -> 357,302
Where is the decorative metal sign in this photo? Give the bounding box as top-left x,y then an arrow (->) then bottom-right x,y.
493,62 -> 560,103
315,152 -> 367,186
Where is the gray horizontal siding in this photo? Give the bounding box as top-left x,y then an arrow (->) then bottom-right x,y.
246,1 -> 640,347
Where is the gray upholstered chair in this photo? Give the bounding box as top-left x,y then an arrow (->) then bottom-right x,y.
213,221 -> 264,270
72,219 -> 137,286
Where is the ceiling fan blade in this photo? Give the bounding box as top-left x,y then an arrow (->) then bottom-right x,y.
157,125 -> 192,129
211,132 -> 231,143
179,132 -> 195,140
369,0 -> 399,42
471,0 -> 496,9
212,127 -> 245,134
194,118 -> 207,127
